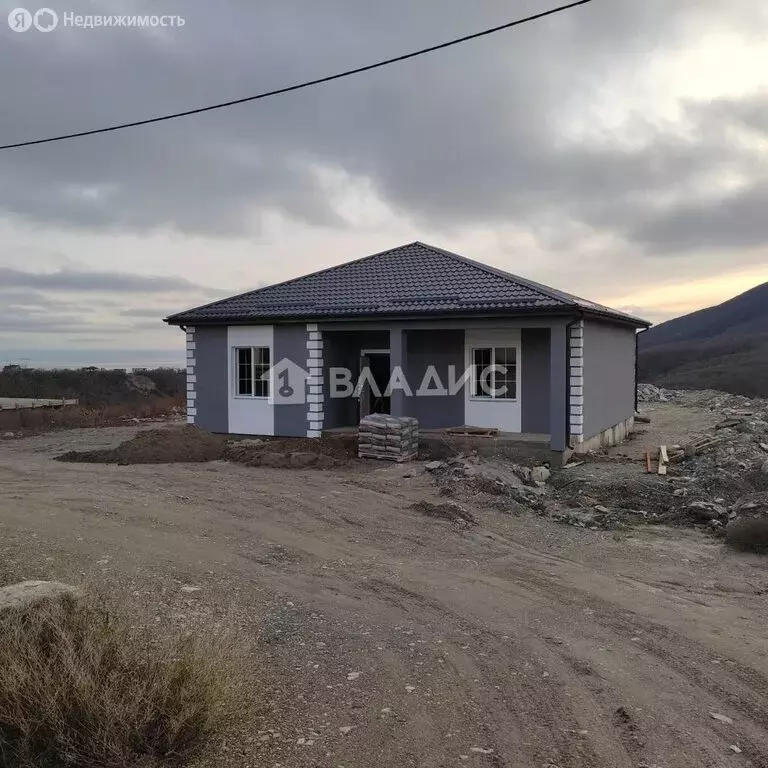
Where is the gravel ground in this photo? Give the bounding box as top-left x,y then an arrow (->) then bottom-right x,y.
2,426 -> 768,767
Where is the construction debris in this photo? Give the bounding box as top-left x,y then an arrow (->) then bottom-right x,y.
666,435 -> 723,464
424,455 -> 550,514
637,384 -> 682,403
657,445 -> 669,475
445,426 -> 499,436
358,414 -> 419,462
548,387 -> 768,534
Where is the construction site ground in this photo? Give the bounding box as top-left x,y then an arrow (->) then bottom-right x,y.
1,411 -> 767,768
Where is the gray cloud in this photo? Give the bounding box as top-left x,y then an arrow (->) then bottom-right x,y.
0,0 -> 765,263
0,267 -> 204,293
119,308 -> 175,318
633,181 -> 768,252
0,311 -> 105,333
0,289 -> 94,311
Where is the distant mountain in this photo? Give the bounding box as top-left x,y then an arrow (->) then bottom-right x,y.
638,282 -> 768,397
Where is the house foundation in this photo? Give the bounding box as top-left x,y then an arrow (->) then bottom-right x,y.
571,416 -> 635,454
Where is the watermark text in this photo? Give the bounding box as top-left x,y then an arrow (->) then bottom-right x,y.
7,7 -> 186,32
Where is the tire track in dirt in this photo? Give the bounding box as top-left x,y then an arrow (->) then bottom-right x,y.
479,558 -> 768,764
359,576 -> 631,767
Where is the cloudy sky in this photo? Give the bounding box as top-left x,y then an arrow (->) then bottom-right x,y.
1,0 -> 767,367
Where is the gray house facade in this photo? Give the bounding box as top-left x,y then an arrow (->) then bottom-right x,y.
165,243 -> 649,457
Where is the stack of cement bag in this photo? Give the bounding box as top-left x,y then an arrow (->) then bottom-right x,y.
358,414 -> 419,462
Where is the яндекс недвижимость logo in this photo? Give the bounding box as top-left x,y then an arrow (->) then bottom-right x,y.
7,7 -> 59,31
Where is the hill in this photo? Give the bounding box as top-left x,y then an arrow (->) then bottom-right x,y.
639,282 -> 768,397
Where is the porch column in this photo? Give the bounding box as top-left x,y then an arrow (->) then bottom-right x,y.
549,324 -> 568,452
389,327 -> 407,417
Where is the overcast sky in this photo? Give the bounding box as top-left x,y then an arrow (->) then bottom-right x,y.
1,0 -> 767,367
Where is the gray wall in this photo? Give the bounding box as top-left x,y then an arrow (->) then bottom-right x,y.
194,326 -> 229,432
274,324 -> 311,437
520,328 -> 550,434
405,329 -> 465,428
582,319 -> 637,438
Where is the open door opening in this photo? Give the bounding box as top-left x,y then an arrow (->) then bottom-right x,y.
359,352 -> 391,419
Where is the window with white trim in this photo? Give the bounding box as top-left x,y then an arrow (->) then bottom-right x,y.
235,346 -> 270,398
471,346 -> 517,399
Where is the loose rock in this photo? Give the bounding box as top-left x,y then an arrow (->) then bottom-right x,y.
0,580 -> 82,614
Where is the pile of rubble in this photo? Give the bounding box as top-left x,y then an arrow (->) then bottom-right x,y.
682,401 -> 768,529
424,455 -> 551,513
674,390 -> 768,481
554,389 -> 768,532
413,388 -> 768,540
636,383 -> 682,403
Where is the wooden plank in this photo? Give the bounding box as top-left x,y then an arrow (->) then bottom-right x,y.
658,445 -> 668,475
645,451 -> 652,474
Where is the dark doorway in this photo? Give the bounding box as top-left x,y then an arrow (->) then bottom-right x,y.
359,352 -> 390,418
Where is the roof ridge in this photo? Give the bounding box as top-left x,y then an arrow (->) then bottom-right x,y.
413,241 -> 576,306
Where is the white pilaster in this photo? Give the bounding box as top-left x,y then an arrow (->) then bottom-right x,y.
306,324 -> 323,437
569,320 -> 584,439
185,327 -> 196,424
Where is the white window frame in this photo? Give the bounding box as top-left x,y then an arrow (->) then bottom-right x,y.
469,345 -> 518,401
233,346 -> 271,399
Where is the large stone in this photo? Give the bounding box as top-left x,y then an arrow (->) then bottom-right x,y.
531,466 -> 551,483
0,581 -> 82,614
732,492 -> 768,519
686,500 -> 727,522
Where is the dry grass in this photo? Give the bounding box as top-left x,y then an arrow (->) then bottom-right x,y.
0,397 -> 183,435
0,593 -> 250,767
726,517 -> 768,554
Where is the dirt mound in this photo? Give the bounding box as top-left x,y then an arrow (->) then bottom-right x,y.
55,427 -> 357,469
409,501 -> 476,526
227,449 -> 339,470
228,434 -> 357,466
56,426 -> 227,465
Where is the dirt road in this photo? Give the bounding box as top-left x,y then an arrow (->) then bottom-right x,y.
2,427 -> 768,767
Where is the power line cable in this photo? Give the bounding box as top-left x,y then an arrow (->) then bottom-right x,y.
0,0 -> 592,150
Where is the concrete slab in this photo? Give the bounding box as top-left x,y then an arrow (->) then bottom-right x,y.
0,398 -> 79,410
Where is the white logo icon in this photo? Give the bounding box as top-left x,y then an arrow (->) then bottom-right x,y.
33,7 -> 57,30
267,359 -> 310,405
7,7 -> 59,31
7,7 -> 32,31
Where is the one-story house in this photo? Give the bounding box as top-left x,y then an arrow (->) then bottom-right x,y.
165,242 -> 650,458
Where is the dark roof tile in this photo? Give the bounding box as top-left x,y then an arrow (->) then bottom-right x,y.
166,242 -> 648,326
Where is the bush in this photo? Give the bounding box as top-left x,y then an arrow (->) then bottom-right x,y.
0,594 -> 249,767
725,517 -> 768,554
